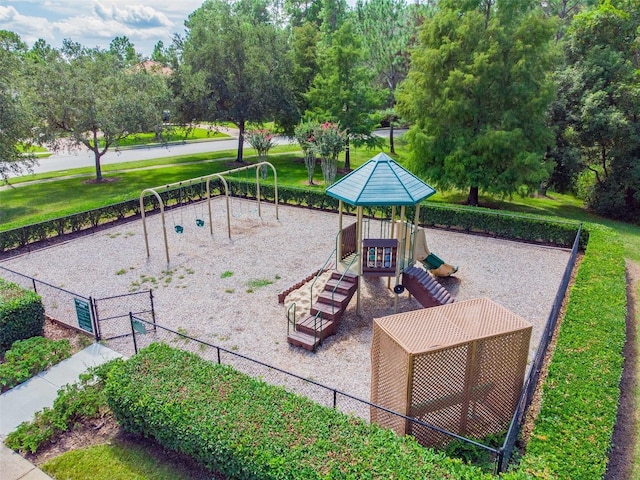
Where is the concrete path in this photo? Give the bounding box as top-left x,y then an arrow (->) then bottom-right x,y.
0,343 -> 123,479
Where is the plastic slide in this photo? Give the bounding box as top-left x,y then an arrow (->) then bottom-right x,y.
414,227 -> 458,277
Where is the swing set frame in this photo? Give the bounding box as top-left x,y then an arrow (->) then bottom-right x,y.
139,161 -> 278,264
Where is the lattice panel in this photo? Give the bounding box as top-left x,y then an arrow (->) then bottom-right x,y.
370,322 -> 409,434
408,343 -> 469,446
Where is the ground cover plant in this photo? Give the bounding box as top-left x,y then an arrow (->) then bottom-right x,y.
0,336 -> 71,392
5,361 -> 119,454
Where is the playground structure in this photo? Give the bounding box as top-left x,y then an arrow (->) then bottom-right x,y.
371,298 -> 532,447
286,152 -> 459,351
139,162 -> 278,264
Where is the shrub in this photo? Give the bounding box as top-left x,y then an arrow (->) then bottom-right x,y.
0,336 -> 71,392
0,279 -> 45,354
105,343 -> 491,479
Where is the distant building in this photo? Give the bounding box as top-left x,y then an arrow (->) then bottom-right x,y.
133,60 -> 173,76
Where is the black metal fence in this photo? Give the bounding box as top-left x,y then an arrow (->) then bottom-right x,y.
124,313 -> 503,472
0,265 -> 155,342
93,291 -> 156,341
496,224 -> 583,471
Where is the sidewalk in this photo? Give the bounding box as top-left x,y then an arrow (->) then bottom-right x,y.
0,343 -> 123,480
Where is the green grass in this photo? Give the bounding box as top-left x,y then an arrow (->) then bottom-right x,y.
0,145 -> 379,230
115,126 -> 228,148
42,441 -> 208,480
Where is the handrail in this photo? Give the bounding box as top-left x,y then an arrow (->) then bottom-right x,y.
328,253 -> 360,314
311,243 -> 337,307
286,302 -> 296,335
311,310 -> 323,351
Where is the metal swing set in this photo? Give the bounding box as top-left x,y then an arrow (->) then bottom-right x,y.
139,161 -> 279,264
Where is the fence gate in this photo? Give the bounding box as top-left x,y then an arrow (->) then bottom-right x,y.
92,290 -> 156,341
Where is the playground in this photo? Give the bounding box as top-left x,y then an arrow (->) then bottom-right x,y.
0,195 -> 572,401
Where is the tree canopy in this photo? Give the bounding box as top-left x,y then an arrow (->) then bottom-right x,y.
306,20 -> 383,170
28,44 -> 171,181
553,0 -> 640,220
0,31 -> 36,183
398,0 -> 558,205
180,0 -> 298,162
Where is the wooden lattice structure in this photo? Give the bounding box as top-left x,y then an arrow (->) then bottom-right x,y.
371,298 -> 531,446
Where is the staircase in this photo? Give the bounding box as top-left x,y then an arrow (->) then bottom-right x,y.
287,271 -> 359,352
402,266 -> 454,308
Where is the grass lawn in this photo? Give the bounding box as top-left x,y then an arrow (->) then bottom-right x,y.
42,440 -> 211,480
0,146 -> 377,230
115,126 -> 229,148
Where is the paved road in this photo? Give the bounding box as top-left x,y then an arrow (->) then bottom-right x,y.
22,136 -> 293,176
13,129 -> 404,177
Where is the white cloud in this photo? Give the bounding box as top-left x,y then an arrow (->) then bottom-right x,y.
0,6 -> 19,22
0,1 -> 203,56
93,2 -> 172,28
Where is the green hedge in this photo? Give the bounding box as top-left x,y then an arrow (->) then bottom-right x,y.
0,183 -> 584,252
0,336 -> 71,391
0,278 -> 45,354
507,225 -> 627,479
105,343 -> 492,480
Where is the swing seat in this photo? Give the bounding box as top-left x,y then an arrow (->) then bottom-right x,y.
195,218 -> 205,227
174,225 -> 184,234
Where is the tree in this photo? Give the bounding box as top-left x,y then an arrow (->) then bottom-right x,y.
181,0 -> 298,162
554,1 -> 640,220
398,0 -> 557,206
29,45 -> 171,181
0,31 -> 36,183
290,22 -> 321,115
306,20 -> 383,171
109,36 -> 142,67
355,0 -> 413,153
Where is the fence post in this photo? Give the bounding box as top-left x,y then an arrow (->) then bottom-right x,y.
149,289 -> 157,332
129,312 -> 138,354
496,447 -> 505,473
91,297 -> 102,341
333,390 -> 337,409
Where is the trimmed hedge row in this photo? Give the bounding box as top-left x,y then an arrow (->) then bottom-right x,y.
509,225 -> 627,479
0,182 -> 584,252
105,343 -> 492,480
0,278 -> 45,354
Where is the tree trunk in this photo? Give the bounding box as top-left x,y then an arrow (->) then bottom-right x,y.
389,123 -> 396,155
467,186 -> 479,206
92,130 -> 103,181
237,120 -> 245,163
94,152 -> 103,181
344,137 -> 351,172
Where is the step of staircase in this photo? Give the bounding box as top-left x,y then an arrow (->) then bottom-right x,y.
296,314 -> 336,337
316,290 -> 351,308
310,302 -> 344,322
287,329 -> 322,352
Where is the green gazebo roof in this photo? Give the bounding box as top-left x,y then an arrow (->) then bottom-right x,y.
325,152 -> 436,206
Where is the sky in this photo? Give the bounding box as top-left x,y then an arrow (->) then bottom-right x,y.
0,0 -> 204,57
